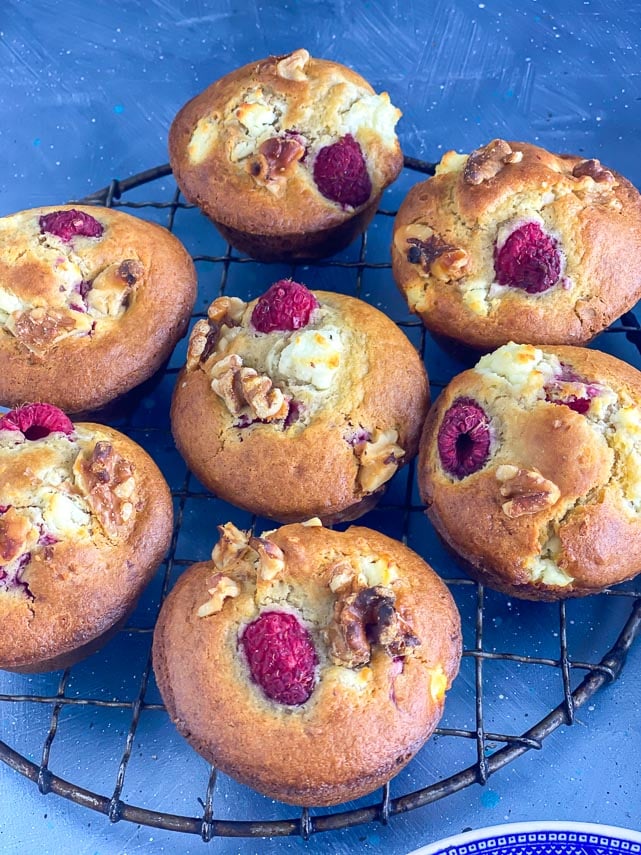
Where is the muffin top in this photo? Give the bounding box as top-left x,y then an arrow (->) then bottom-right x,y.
169,49 -> 403,234
0,204 -> 196,413
419,343 -> 641,599
0,403 -> 172,669
172,280 -> 429,522
152,520 -> 461,805
392,139 -> 641,349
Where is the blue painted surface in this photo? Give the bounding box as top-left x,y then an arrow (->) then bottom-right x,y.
1,1 -> 641,853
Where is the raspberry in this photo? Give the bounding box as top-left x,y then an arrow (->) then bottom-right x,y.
494,222 -> 561,294
0,403 -> 74,440
39,209 -> 104,242
251,279 -> 319,333
313,134 -> 372,208
545,363 -> 598,414
438,398 -> 491,479
240,611 -> 318,706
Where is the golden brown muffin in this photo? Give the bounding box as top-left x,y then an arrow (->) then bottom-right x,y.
152,519 -> 461,806
169,49 -> 403,261
171,279 -> 429,523
392,139 -> 641,350
0,403 -> 173,672
0,204 -> 197,413
418,342 -> 641,600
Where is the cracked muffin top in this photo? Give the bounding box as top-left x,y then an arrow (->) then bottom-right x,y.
169,49 -> 403,259
152,519 -> 461,806
392,139 -> 641,349
418,342 -> 641,600
170,280 -> 429,523
0,204 -> 197,413
0,403 -> 173,672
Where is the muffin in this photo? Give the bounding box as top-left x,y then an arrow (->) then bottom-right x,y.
152,519 -> 461,806
171,279 -> 429,523
169,48 -> 402,261
0,204 -> 197,413
418,342 -> 641,600
0,403 -> 173,672
392,139 -> 641,350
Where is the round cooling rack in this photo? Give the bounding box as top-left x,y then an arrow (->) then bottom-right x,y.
1,157 -> 641,842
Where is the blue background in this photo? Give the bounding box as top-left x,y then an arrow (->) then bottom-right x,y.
1,1 -> 641,853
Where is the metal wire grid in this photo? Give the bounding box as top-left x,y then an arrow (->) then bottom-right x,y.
1,158 -> 641,841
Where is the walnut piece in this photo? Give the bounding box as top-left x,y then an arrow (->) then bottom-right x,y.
496,464 -> 560,518
186,319 -> 213,370
186,298 -> 246,371
325,585 -> 420,668
211,522 -> 253,572
572,158 -> 615,183
9,307 -> 79,355
0,508 -> 32,563
356,428 -> 405,493
258,135 -> 306,180
463,139 -> 522,185
197,573 -> 241,618
275,48 -> 310,81
87,259 -> 143,317
398,223 -> 468,281
249,535 -> 285,581
207,296 -> 246,326
209,353 -> 289,421
73,441 -> 137,537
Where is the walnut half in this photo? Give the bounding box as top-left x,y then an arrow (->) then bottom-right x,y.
356,428 -> 405,493
496,464 -> 560,518
463,139 -> 523,185
209,353 -> 289,421
325,585 -> 420,668
197,573 -> 241,618
572,158 -> 615,183
73,441 -> 137,537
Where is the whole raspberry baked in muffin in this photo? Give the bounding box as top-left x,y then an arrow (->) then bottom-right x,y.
392,139 -> 641,350
419,342 -> 641,600
152,519 -> 461,806
0,205 -> 197,413
169,49 -> 403,260
171,279 -> 429,523
0,403 -> 173,672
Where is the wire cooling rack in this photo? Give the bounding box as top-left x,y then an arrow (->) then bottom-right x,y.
1,158 -> 641,842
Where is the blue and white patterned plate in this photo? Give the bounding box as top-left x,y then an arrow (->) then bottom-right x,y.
408,822 -> 641,855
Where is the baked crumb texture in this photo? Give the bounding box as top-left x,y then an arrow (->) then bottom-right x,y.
392,139 -> 641,349
419,342 -> 641,599
152,521 -> 462,806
